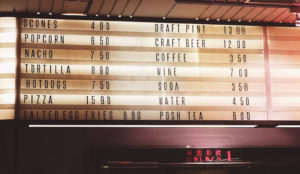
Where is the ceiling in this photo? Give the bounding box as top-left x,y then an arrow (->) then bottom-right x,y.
0,0 -> 298,24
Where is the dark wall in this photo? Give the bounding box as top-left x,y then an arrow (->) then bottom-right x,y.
87,127 -> 300,148
0,122 -> 16,174
3,125 -> 300,174
16,127 -> 86,174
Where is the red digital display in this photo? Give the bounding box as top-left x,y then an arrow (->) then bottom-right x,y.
186,149 -> 232,162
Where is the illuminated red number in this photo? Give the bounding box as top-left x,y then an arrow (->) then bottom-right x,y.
215,150 -> 222,161
195,150 -> 203,162
186,150 -> 193,162
206,150 -> 212,156
205,150 -> 214,162
193,156 -> 198,162
186,149 -> 231,162
227,150 -> 232,161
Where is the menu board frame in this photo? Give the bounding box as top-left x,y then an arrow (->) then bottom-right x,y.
1,14 -> 299,125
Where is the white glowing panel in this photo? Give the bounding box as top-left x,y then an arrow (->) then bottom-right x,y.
269,27 -> 300,120
0,17 -> 17,120
0,32 -> 17,43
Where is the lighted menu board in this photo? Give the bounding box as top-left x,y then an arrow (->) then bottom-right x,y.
0,17 -> 16,120
268,27 -> 300,120
19,18 -> 267,121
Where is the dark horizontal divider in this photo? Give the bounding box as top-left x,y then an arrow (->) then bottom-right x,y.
17,120 -> 300,127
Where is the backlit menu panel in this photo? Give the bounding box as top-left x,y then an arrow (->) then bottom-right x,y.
20,18 -> 267,121
0,17 -> 17,120
269,27 -> 300,120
